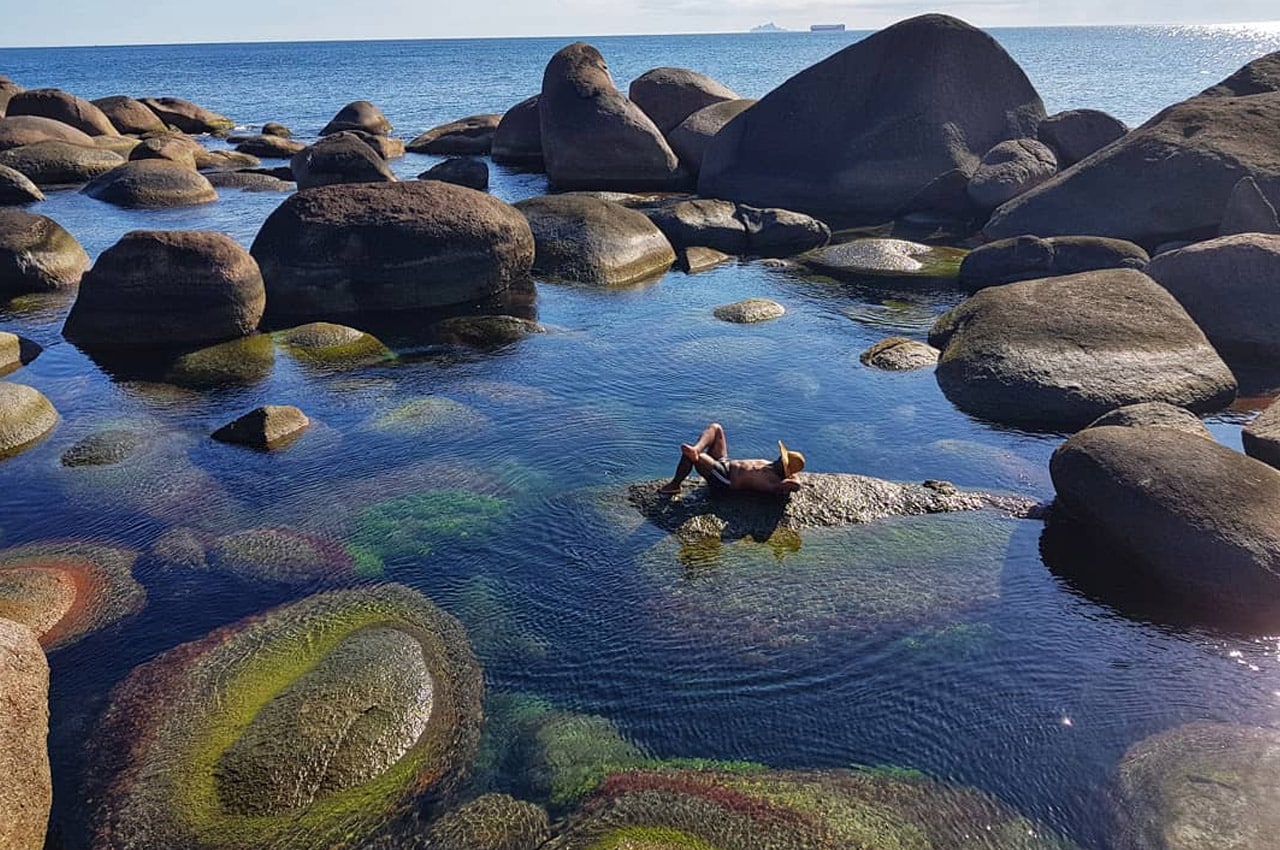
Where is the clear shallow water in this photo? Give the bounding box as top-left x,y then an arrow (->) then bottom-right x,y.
3,23 -> 1280,850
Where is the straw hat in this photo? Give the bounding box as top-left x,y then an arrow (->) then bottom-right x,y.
778,440 -> 805,477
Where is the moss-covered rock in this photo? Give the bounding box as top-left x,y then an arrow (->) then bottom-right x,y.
163,335 -> 275,389
347,490 -> 510,575
275,321 -> 392,369
548,766 -> 1076,850
87,584 -> 484,850
59,428 -> 148,467
424,794 -> 550,850
431,315 -> 545,348
1110,722 -> 1280,850
0,541 -> 145,649
366,396 -> 489,436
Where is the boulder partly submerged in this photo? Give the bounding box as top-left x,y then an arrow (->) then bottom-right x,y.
6,88 -> 119,136
699,14 -> 1045,223
82,160 -> 217,208
516,194 -> 675,285
291,132 -> 397,190
958,234 -> 1148,290
629,473 -> 1037,541
320,100 -> 392,136
407,113 -> 502,154
800,238 -> 966,282
0,382 -> 58,458
0,209 -> 89,294
138,96 -> 235,135
1111,722 -> 1280,850
0,140 -> 124,186
929,269 -> 1237,430
0,114 -> 94,151
86,585 -> 483,850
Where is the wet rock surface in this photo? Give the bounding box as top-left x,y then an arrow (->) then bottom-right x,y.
0,618 -> 50,850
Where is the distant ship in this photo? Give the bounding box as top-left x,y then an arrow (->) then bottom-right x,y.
751,22 -> 786,32
810,23 -> 846,32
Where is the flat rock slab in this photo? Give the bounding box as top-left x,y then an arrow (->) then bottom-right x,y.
801,239 -> 966,281
628,473 -> 1038,540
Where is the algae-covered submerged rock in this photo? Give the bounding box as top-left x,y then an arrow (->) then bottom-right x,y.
1111,722 -> 1280,850
346,490 -> 510,575
0,541 -> 145,650
87,584 -> 484,850
424,793 -> 550,850
546,766 -> 1076,850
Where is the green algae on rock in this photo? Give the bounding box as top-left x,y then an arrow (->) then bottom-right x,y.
0,541 -> 145,650
546,766 -> 1077,850
1110,722 -> 1280,850
162,335 -> 275,390
211,526 -> 355,584
347,491 -> 510,575
423,793 -> 551,850
366,396 -> 489,436
800,239 -> 967,282
87,584 -> 484,850
275,321 -> 393,369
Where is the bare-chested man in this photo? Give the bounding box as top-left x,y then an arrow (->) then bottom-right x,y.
658,423 -> 805,496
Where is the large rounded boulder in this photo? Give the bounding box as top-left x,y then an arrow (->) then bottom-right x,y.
492,95 -> 543,167
627,66 -> 739,134
667,98 -> 754,175
0,210 -> 89,294
91,95 -> 167,134
540,43 -> 685,190
7,88 -> 118,136
1036,108 -> 1127,166
1219,175 -> 1280,236
0,115 -> 93,151
407,113 -> 501,154
929,268 -> 1237,429
699,14 -> 1044,222
85,585 -> 483,850
0,76 -> 20,116
646,198 -> 829,257
515,194 -> 675,285
251,181 -> 534,319
0,140 -> 124,185
1145,233 -> 1280,359
0,618 -> 50,850
320,100 -> 392,135
0,382 -> 57,459
958,234 -> 1148,290
0,164 -> 43,205
966,138 -> 1057,211
64,230 -> 265,348
82,159 -> 216,208
1051,426 -> 1280,616
986,80 -> 1280,247
138,96 -> 234,134
291,132 -> 396,190
1111,722 -> 1280,850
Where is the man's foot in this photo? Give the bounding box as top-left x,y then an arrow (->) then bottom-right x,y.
658,482 -> 681,495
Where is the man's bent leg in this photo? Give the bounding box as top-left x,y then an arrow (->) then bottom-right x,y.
692,422 -> 728,460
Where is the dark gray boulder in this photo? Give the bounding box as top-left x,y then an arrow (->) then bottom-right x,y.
698,14 -> 1045,222
0,210 -> 89,294
1219,176 -> 1280,236
91,95 -> 167,135
645,198 -> 829,257
129,135 -> 199,169
1036,109 -> 1127,167
515,194 -> 675,285
0,164 -> 43,205
1200,50 -> 1280,97
929,269 -> 1237,429
419,157 -> 488,191
7,89 -> 119,137
0,141 -> 124,185
212,405 -> 310,450
1086,402 -> 1211,439
667,98 -> 754,175
1051,426 -> 1280,616
966,138 -> 1057,211
0,76 -> 20,117
627,67 -> 739,135
958,234 -> 1148,290
82,160 -> 217,208
234,135 -> 305,159
291,133 -> 396,190
64,230 -> 265,348
540,43 -> 685,190
251,181 -> 534,319
986,84 -> 1280,248
320,100 -> 391,136
1111,722 -> 1280,850
492,95 -> 543,168
406,114 -> 501,155
138,97 -> 234,134
1146,233 -> 1280,359
0,115 -> 94,151
262,122 -> 291,137
1243,401 -> 1280,469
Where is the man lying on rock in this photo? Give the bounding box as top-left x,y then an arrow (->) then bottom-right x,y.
659,422 -> 805,496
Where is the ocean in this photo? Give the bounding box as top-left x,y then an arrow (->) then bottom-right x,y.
3,22 -> 1280,850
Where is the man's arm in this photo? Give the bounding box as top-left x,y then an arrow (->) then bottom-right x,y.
772,477 -> 802,494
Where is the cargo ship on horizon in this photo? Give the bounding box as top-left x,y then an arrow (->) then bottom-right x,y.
810,23 -> 846,31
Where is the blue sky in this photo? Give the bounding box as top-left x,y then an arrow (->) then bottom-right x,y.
1,0 -> 1278,47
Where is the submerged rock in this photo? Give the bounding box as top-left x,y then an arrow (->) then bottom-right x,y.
209,526 -> 353,584
407,113 -> 502,154
424,794 -> 550,850
368,396 -> 489,436
1111,722 -> 1280,850
0,618 -> 50,850
712,298 -> 784,323
0,382 -> 56,458
82,159 -> 217,208
516,194 -> 675,285
60,428 -> 149,467
252,181 -> 534,320
212,404 -> 309,450
0,210 -> 89,294
162,335 -> 276,389
861,336 -> 940,370
801,238 -> 966,282
929,269 -> 1236,429
345,490 -> 510,576
86,585 -> 483,850
0,541 -> 145,649
547,765 -> 1075,850
431,315 -> 544,348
